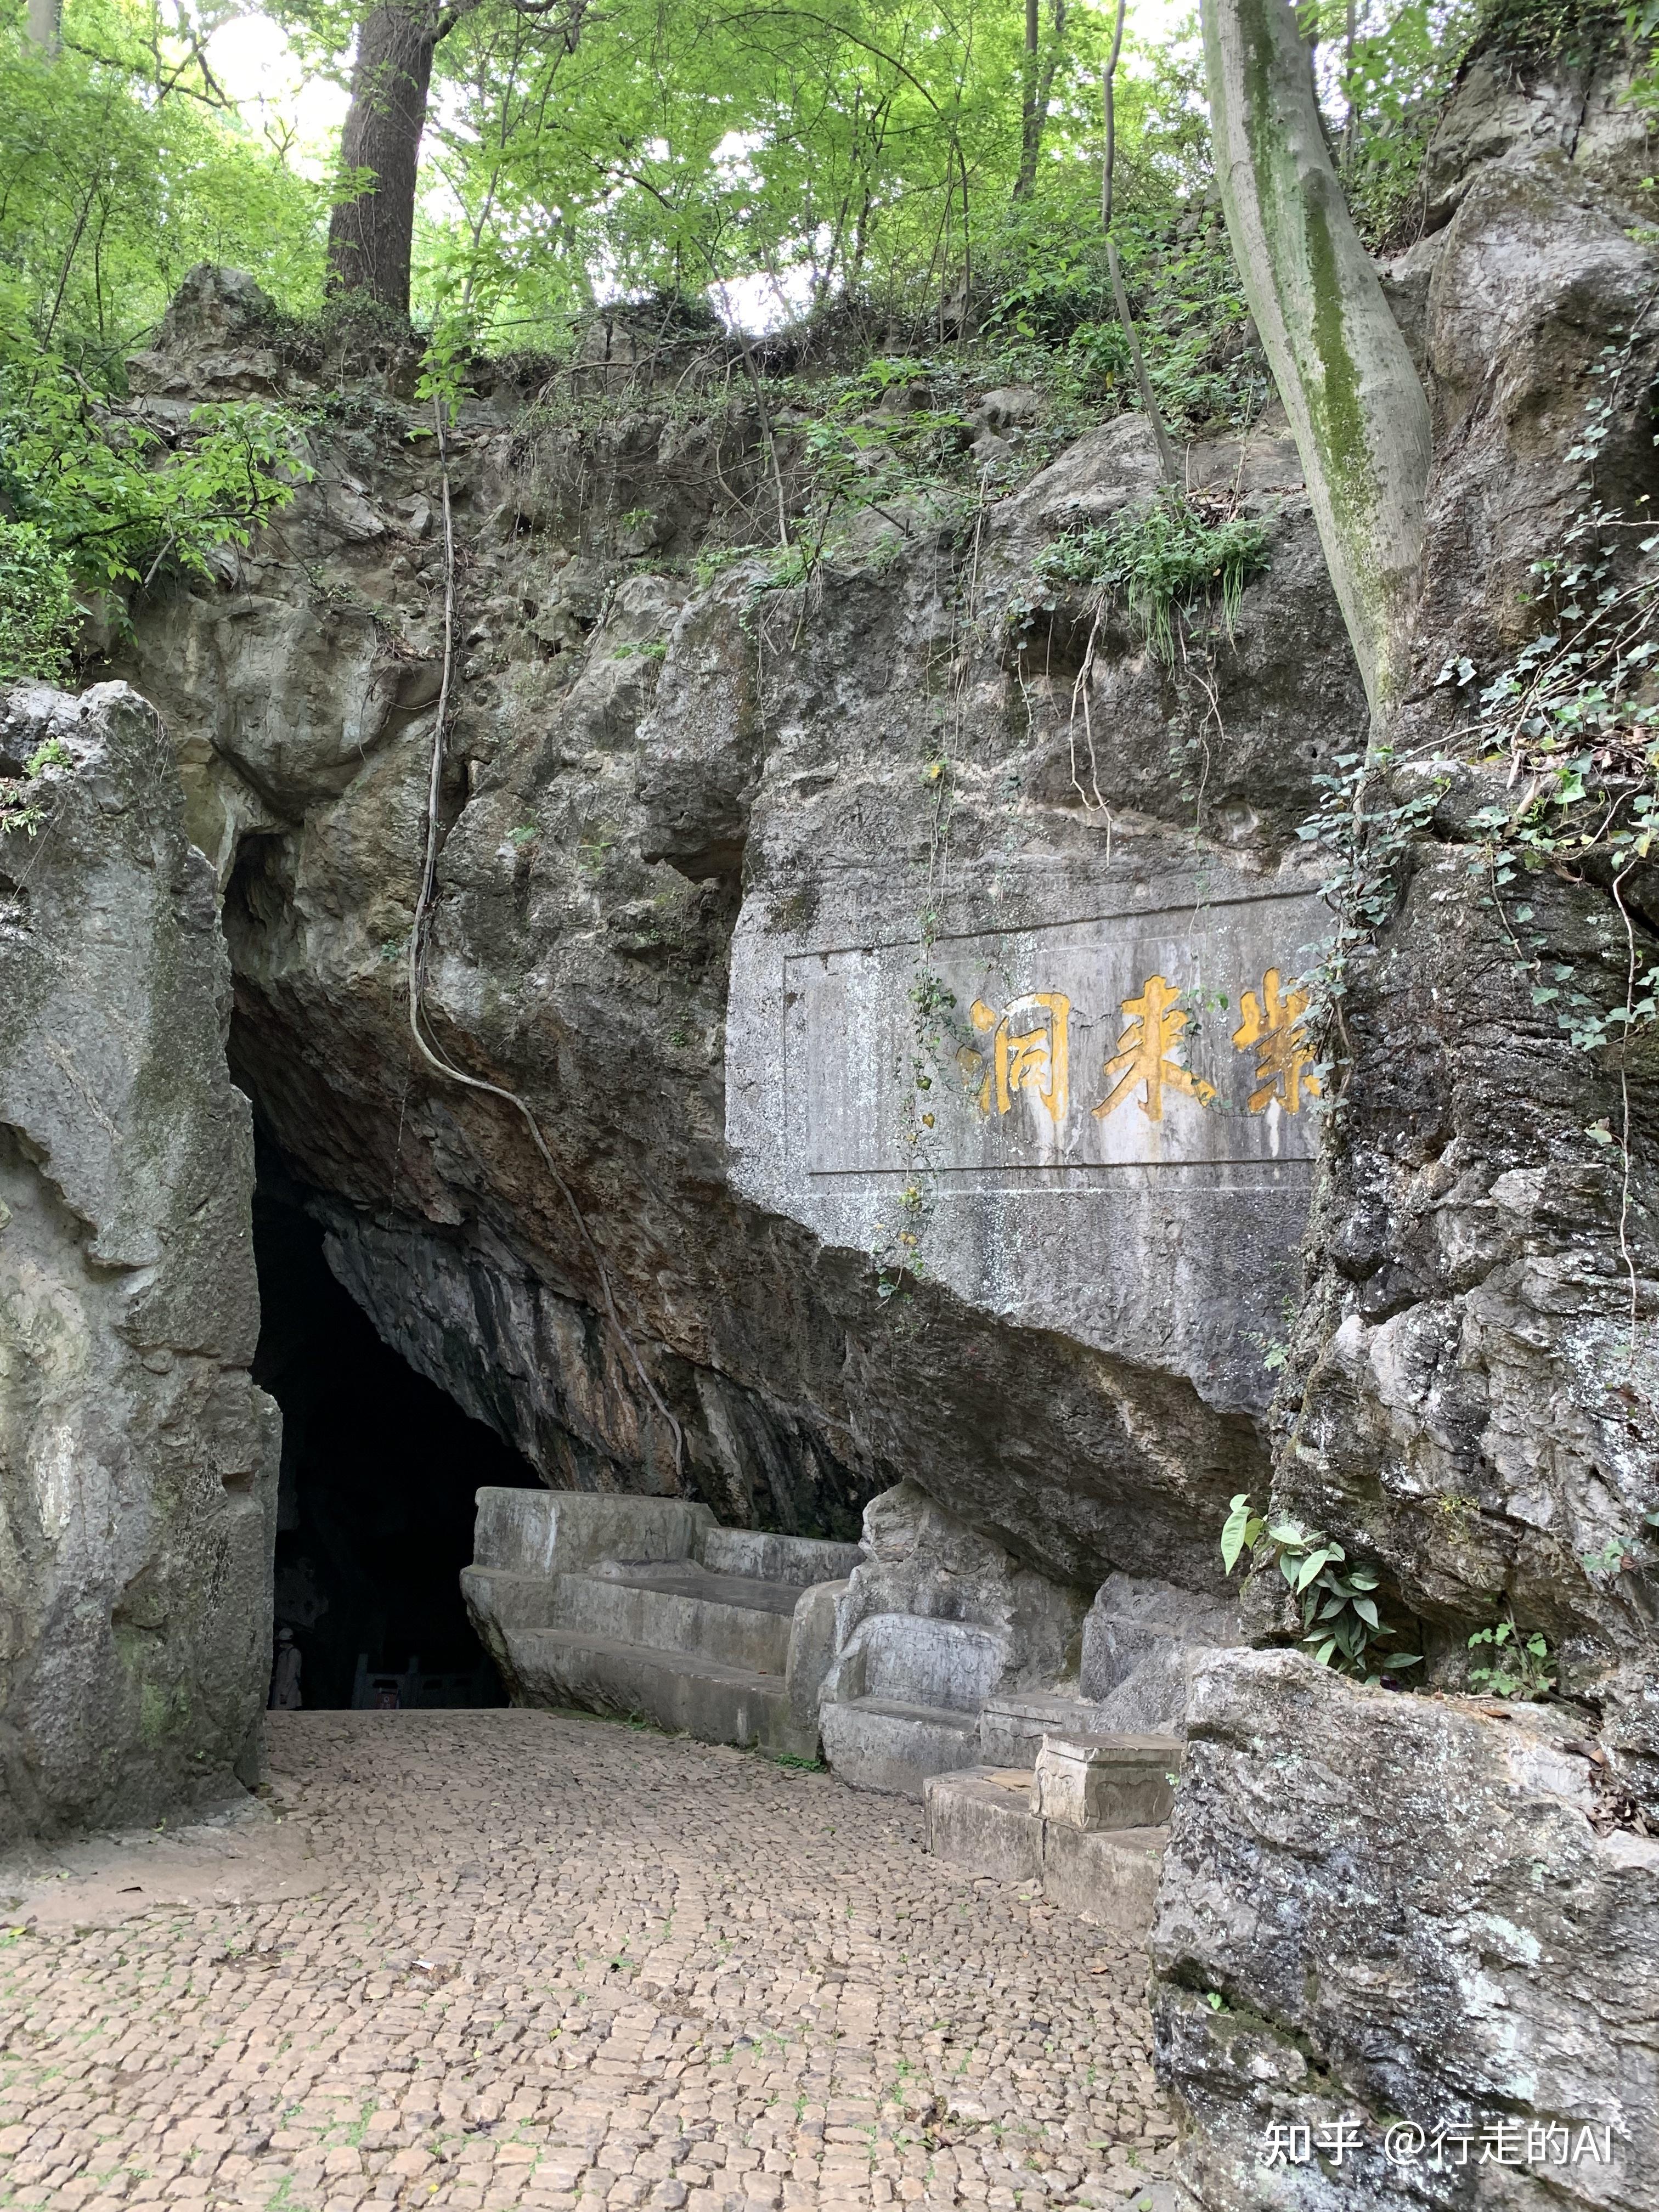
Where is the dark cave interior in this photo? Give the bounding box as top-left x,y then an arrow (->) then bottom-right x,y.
251,1160 -> 543,1711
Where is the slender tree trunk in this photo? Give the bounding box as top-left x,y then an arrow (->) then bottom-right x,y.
326,0 -> 444,317
1201,0 -> 1429,720
1014,0 -> 1067,202
24,0 -> 62,52
1014,0 -> 1041,200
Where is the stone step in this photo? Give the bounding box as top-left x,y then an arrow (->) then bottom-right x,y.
1032,1733 -> 1181,1831
507,1627 -> 820,1758
978,1689 -> 1125,1767
554,1564 -> 797,1676
923,1765 -> 1168,1937
818,1694 -> 981,1799
699,1528 -> 864,1586
461,1564 -> 561,1640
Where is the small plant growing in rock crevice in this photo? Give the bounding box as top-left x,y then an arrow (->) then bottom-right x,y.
1466,1612 -> 1555,1700
1033,492 -> 1272,665
1221,1493 -> 1421,1684
0,735 -> 71,839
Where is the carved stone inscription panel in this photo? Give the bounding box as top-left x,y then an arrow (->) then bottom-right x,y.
728,881 -> 1331,1414
795,890 -> 1327,1183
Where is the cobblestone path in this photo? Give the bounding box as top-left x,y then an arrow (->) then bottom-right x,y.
0,1711 -> 1179,2212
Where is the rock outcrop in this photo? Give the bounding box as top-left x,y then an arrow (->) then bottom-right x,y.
0,682 -> 279,1838
1147,46 -> 1659,2208
110,274 -> 1363,1607
1152,1651 -> 1657,2212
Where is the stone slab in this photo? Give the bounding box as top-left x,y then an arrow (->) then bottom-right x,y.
979,1691 -> 1122,1766
1033,1734 -> 1181,1830
925,1767 -> 1169,1937
924,1767 -> 1043,1884
1042,1821 -> 1168,1934
552,1568 -> 797,1676
472,1488 -> 715,1577
699,1528 -> 865,1585
819,1697 -> 980,1798
504,1628 -> 818,1758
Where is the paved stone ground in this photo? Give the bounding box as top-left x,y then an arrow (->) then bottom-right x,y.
0,1711 -> 1180,2212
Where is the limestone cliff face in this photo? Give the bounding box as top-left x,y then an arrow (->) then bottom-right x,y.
0,682 -> 280,1839
19,27 -> 1652,2190
112,278 -> 1363,1599
1150,53 -> 1659,2212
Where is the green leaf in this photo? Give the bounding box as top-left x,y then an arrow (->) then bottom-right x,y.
1220,1497 -> 1255,1575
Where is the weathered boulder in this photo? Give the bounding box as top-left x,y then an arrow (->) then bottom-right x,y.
1150,1650 -> 1657,2211
0,682 -> 279,1839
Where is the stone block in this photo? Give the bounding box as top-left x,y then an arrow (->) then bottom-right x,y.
978,1693 -> 1120,1768
508,1629 -> 817,1758
786,1581 -> 848,1735
817,1699 -> 979,1798
472,1489 -> 716,1578
1032,1736 -> 1180,1831
699,1531 -> 864,1587
923,1769 -> 1042,1884
1040,1823 -> 1166,1935
550,1568 -> 795,1675
828,1613 -> 1007,1715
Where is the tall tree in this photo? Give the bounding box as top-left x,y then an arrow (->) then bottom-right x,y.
326,0 -> 586,317
1200,0 -> 1430,720
1013,0 -> 1066,201
327,0 -> 445,312
24,0 -> 63,52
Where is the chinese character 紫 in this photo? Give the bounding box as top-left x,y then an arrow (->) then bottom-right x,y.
967,992 -> 1071,1126
1233,967 -> 1321,1114
1094,974 -> 1216,1124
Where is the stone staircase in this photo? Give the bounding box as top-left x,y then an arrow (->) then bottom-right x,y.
817,1612 -> 1008,1794
461,1488 -> 862,1759
923,1731 -> 1178,1936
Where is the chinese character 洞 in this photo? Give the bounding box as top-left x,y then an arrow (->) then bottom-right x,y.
968,992 -> 1071,1126
1233,967 -> 1321,1114
1094,974 -> 1216,1124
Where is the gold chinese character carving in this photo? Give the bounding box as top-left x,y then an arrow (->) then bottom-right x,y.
1233,968 -> 1321,1113
966,992 -> 1071,1125
1093,974 -> 1216,1123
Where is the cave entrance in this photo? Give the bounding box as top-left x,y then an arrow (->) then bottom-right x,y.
251,1165 -> 544,1711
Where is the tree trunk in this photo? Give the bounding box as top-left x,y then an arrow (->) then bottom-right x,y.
24,0 -> 62,52
1014,0 -> 1041,200
1014,0 -> 1067,202
1200,0 -> 1430,720
326,1 -> 443,317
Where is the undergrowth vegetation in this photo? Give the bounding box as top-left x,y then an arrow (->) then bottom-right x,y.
1034,494 -> 1272,662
